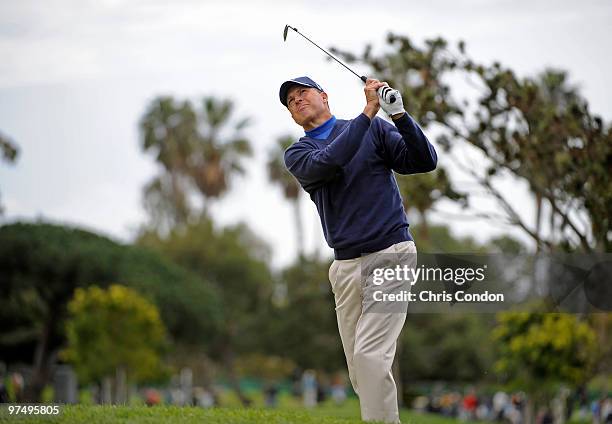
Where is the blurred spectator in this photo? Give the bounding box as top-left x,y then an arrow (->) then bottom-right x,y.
591,397 -> 602,424
461,388 -> 478,421
302,370 -> 317,408
330,373 -> 346,405
0,384 -> 7,403
412,395 -> 429,413
193,387 -> 216,408
0,372 -> 7,403
0,364 -> 6,403
536,406 -> 553,424
440,392 -> 456,417
428,394 -> 442,414
476,396 -> 491,421
552,389 -> 569,424
264,383 -> 279,408
452,392 -> 462,417
144,388 -> 161,406
10,373 -> 24,403
602,397 -> 612,424
578,387 -> 590,422
493,391 -> 510,421
506,392 -> 525,424
290,367 -> 302,398
316,374 -> 328,404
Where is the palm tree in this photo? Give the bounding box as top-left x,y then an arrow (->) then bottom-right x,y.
139,96 -> 254,406
267,135 -> 304,256
139,96 -> 252,234
191,97 -> 252,198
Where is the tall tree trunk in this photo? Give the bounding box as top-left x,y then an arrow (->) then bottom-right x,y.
525,392 -> 538,424
549,204 -> 556,252
24,308 -> 57,401
418,209 -> 429,242
534,194 -> 542,252
101,378 -> 112,404
294,196 -> 304,258
525,398 -> 535,424
115,367 -> 127,404
170,172 -> 187,227
222,328 -> 250,407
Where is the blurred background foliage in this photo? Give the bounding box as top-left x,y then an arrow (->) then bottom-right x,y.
62,285 -> 170,385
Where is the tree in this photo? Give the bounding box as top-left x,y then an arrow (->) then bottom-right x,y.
331,34 -> 612,252
139,96 -> 252,235
62,285 -> 169,402
0,222 -> 220,401
396,170 -> 466,242
452,66 -> 611,252
0,131 -> 19,216
136,215 -> 273,405
400,313 -> 496,384
267,134 -> 305,256
395,226 -> 520,404
492,310 -> 598,424
260,255 -> 345,372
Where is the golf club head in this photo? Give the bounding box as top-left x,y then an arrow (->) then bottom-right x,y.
283,25 -> 289,41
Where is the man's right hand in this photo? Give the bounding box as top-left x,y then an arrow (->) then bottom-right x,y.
363,78 -> 387,120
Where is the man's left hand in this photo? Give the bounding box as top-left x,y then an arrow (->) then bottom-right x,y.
377,85 -> 405,119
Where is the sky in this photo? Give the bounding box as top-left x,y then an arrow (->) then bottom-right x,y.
0,0 -> 610,268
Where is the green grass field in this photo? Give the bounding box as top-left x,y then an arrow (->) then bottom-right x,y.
1,399 -> 477,424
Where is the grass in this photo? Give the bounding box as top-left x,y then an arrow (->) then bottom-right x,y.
1,398 -> 479,424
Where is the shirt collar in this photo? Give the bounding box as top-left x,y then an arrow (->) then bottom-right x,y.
305,115 -> 336,139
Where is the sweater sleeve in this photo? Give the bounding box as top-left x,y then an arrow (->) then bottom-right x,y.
376,113 -> 438,174
284,113 -> 372,187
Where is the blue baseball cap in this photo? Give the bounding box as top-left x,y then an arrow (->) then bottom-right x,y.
279,76 -> 324,107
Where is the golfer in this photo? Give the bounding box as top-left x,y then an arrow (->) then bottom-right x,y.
280,76 -> 437,423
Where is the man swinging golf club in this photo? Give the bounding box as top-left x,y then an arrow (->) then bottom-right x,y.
280,76 -> 438,423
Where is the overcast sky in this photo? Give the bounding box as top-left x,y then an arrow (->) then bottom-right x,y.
1,0 -> 610,268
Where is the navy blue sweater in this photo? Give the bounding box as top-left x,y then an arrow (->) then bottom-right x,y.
284,112 -> 437,259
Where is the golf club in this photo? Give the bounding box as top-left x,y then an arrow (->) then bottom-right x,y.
283,25 -> 396,103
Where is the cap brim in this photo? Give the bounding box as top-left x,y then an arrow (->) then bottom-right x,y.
279,80 -> 319,107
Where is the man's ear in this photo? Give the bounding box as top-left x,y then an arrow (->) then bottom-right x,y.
321,91 -> 331,111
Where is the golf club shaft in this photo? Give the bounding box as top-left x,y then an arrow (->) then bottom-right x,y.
286,26 -> 366,83
284,25 -> 395,103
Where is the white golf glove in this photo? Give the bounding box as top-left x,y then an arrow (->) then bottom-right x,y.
377,86 -> 404,116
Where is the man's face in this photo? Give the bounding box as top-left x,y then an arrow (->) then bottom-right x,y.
286,85 -> 330,127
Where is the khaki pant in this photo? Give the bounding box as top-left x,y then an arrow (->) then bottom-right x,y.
328,240 -> 417,424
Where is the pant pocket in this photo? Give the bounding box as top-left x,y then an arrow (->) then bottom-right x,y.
394,240 -> 416,254
328,260 -> 339,292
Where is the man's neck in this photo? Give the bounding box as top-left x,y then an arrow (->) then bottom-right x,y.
302,111 -> 333,131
